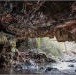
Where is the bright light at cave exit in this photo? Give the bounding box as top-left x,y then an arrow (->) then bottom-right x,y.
44,37 -> 76,52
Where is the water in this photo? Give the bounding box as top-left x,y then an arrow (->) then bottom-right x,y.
1,58 -> 76,74
52,61 -> 76,73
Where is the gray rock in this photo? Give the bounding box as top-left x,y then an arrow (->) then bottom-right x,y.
68,64 -> 74,67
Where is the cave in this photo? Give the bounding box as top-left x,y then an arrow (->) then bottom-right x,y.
0,1 -> 76,75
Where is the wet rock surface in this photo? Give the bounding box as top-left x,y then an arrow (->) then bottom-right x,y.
0,50 -> 76,75
0,61 -> 76,75
68,64 -> 74,67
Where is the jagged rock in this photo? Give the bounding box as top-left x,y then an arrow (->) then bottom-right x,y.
75,69 -> 76,72
0,1 -> 76,42
45,67 -> 58,72
68,64 -> 74,67
55,20 -> 76,42
45,57 -> 56,63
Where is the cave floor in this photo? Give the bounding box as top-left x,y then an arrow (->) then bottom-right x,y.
0,61 -> 76,75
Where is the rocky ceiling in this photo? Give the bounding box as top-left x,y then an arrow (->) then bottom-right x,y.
0,1 -> 76,42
